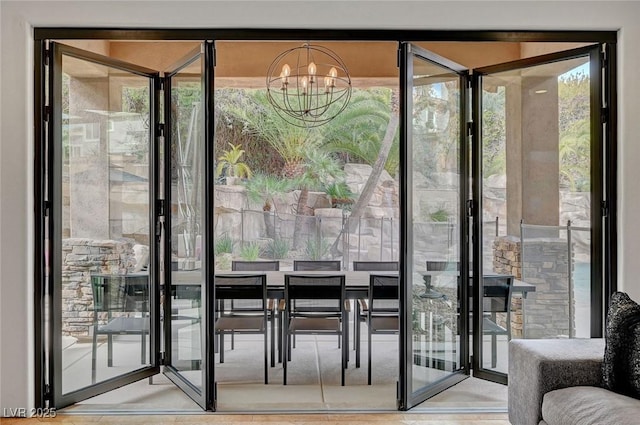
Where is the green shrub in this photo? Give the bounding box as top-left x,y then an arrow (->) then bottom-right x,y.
214,233 -> 234,255
239,242 -> 260,261
305,238 -> 330,261
264,238 -> 289,259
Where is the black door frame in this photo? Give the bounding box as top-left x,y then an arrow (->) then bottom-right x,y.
399,41 -> 471,409
471,44 -> 608,385
161,43 -> 216,410
34,29 -> 617,411
45,42 -> 162,408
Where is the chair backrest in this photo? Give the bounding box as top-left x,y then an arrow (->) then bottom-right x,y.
215,274 -> 267,312
232,260 -> 280,271
368,274 -> 399,314
91,274 -> 149,313
482,275 -> 513,313
293,260 -> 341,271
353,261 -> 398,271
285,274 -> 345,312
426,260 -> 460,272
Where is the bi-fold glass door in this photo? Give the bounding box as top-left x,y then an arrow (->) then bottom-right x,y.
47,42 -> 161,408
398,41 -> 610,407
161,43 -> 215,410
399,42 -> 471,409
46,41 -> 216,410
42,37 -> 612,412
471,45 -> 606,383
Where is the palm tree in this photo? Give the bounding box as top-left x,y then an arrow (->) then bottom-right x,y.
222,89 -> 338,248
244,173 -> 294,238
221,90 -> 320,178
321,89 -> 400,255
322,88 -> 399,176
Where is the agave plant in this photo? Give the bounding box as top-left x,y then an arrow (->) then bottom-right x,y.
215,143 -> 252,180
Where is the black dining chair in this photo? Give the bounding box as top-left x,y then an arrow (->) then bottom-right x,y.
352,261 -> 398,366
291,260 -> 343,351
366,274 -> 399,385
480,275 -> 513,369
283,274 -> 348,386
230,260 -> 279,366
90,274 -> 149,384
214,274 -> 270,384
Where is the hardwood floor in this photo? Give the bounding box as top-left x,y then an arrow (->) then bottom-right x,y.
1,413 -> 511,424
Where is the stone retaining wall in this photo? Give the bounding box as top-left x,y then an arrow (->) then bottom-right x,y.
493,235 -> 574,339
62,238 -> 135,337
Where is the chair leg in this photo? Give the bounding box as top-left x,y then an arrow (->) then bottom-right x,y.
141,331 -> 146,364
107,334 -> 113,367
345,314 -> 349,366
91,324 -> 98,384
283,327 -> 289,385
342,313 -> 347,386
219,331 -> 225,363
264,320 -> 269,385
355,306 -> 361,368
270,312 -> 275,368
367,326 -> 372,385
491,334 -> 497,369
277,310 -> 283,363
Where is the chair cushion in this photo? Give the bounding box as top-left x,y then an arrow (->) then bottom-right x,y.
215,316 -> 264,331
603,292 -> 640,399
290,317 -> 341,332
541,386 -> 640,425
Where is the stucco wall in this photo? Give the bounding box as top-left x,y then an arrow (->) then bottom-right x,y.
2,0 -> 639,412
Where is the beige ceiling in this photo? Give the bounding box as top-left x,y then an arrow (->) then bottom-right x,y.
58,40 -> 591,88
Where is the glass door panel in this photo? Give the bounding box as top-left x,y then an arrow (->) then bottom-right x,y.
163,45 -> 211,409
50,42 -> 160,407
473,45 -> 602,382
401,43 -> 469,409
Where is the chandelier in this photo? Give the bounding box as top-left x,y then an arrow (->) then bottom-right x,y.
266,44 -> 352,128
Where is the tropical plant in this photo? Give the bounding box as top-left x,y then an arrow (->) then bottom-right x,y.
305,237 -> 331,261
214,233 -> 234,255
244,173 -> 293,212
322,88 -> 399,175
216,143 -> 252,180
221,90 -> 321,178
328,89 -> 400,256
239,242 -> 261,261
264,238 -> 290,259
324,181 -> 354,207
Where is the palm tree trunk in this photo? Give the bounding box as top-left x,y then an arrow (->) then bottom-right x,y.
330,110 -> 399,256
293,188 -> 311,249
263,211 -> 276,239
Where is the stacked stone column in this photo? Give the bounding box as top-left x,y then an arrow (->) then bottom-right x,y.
61,238 -> 135,338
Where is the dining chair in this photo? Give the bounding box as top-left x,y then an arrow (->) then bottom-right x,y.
90,274 -> 149,384
366,274 -> 399,385
283,274 -> 348,386
214,274 -> 270,384
480,275 -> 513,368
291,260 -> 342,351
352,261 -> 398,366
231,260 -> 279,366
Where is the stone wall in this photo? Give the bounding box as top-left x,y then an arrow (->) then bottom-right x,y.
62,238 -> 135,338
493,235 -> 574,339
493,236 -> 523,338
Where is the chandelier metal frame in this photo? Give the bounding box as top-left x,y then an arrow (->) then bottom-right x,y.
266,43 -> 352,128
